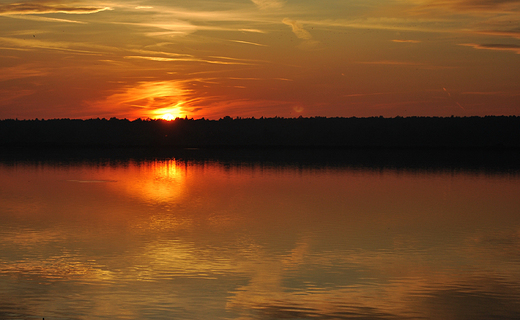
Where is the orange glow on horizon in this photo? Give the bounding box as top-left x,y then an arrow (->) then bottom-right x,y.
160,113 -> 175,121
151,103 -> 186,121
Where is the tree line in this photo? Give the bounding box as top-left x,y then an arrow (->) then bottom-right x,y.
1,116 -> 519,149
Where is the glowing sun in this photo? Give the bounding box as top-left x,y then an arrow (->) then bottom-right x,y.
161,113 -> 175,121
153,104 -> 184,120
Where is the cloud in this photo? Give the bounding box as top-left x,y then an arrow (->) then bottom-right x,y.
355,60 -> 456,70
229,39 -> 267,46
282,18 -> 313,40
392,39 -> 422,43
461,91 -> 520,95
0,65 -> 48,81
344,92 -> 393,98
93,81 -> 189,118
446,0 -> 520,10
124,55 -> 184,62
251,0 -> 285,10
461,43 -> 520,53
415,0 -> 520,13
239,28 -> 266,33
0,88 -> 35,104
4,14 -> 86,23
356,60 -> 425,66
113,20 -> 268,39
124,55 -> 256,65
474,30 -> 520,39
0,3 -> 112,15
0,36 -> 109,56
299,17 -> 458,35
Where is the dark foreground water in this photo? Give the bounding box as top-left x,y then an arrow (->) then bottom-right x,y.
1,151 -> 520,319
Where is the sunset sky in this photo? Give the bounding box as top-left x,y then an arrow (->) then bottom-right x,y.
0,0 -> 519,120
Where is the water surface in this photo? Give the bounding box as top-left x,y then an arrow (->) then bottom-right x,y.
1,157 -> 520,319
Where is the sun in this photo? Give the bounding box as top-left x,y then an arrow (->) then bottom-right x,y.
161,113 -> 175,121
152,104 -> 184,121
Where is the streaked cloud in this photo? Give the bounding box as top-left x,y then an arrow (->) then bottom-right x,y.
92,80 -> 190,118
344,92 -> 392,98
124,55 -> 257,65
229,39 -> 267,46
405,0 -> 520,18
0,36 -> 103,55
0,88 -> 35,104
0,3 -> 112,15
124,55 -> 183,62
282,18 -> 312,40
300,17 -> 463,34
251,0 -> 285,10
474,30 -> 520,39
392,39 -> 422,43
0,65 -> 48,81
282,18 -> 320,49
462,91 -> 520,95
461,43 -> 520,54
356,60 -> 425,66
423,0 -> 520,12
239,28 -> 266,33
3,14 -> 87,24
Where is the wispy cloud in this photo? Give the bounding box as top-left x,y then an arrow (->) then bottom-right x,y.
474,30 -> 520,39
239,28 -> 266,34
300,17 -> 462,34
0,88 -> 35,104
110,20 -> 270,39
229,39 -> 267,46
208,55 -> 267,64
0,3 -> 112,15
0,65 -> 48,81
392,39 -> 422,43
124,55 -> 256,65
356,60 -> 425,66
92,80 -> 189,118
124,56 -> 183,62
0,37 -> 104,55
251,0 -> 285,10
3,14 -> 87,24
344,92 -> 393,98
422,0 -> 520,12
282,18 -> 312,40
282,18 -> 320,49
461,43 -> 520,53
462,91 -> 520,95
355,60 -> 457,70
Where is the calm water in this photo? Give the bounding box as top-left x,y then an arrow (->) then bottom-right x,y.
1,157 -> 520,319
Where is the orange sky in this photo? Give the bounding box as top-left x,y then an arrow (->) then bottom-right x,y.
0,0 -> 519,120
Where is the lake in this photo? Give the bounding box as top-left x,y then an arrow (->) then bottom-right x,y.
1,150 -> 520,319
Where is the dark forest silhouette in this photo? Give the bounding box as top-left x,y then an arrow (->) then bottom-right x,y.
1,116 -> 519,149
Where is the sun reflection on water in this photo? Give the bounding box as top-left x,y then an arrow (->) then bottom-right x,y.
112,159 -> 186,204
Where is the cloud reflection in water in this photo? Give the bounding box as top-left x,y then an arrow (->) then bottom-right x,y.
0,159 -> 519,319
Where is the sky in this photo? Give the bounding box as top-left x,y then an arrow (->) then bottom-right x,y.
0,0 -> 519,120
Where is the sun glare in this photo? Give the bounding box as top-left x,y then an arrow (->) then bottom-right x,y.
152,103 -> 185,121
161,113 -> 175,121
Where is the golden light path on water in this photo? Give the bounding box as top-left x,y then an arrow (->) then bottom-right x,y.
0,159 -> 520,319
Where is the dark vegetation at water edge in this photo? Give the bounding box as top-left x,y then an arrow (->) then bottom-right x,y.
1,147 -> 519,175
0,116 -> 519,149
